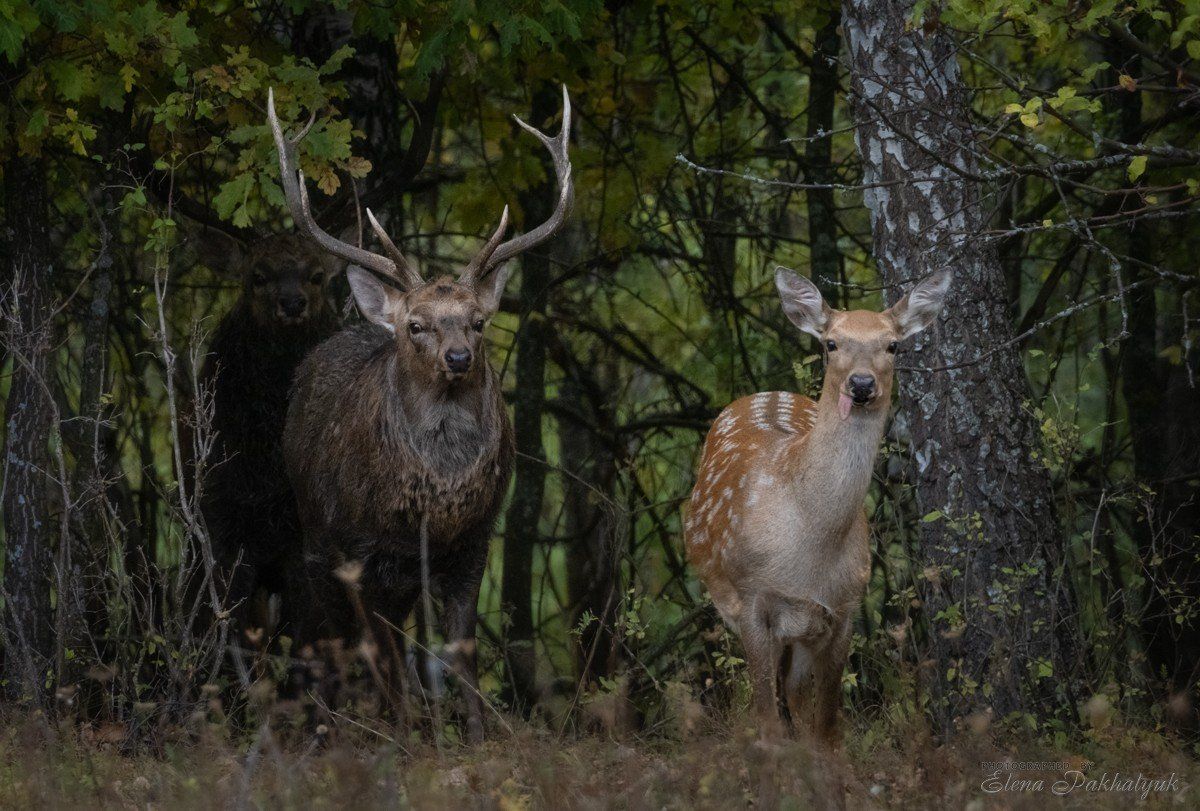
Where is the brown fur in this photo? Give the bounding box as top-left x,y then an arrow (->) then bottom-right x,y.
199,234 -> 341,639
284,274 -> 515,742
684,268 -> 950,745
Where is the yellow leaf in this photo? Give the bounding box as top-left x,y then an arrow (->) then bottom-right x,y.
1042,219 -> 1053,227
1118,74 -> 1137,92
1004,103 -> 1023,114
312,165 -> 340,195
344,155 -> 373,179
120,65 -> 138,94
1020,112 -> 1040,128
1159,345 -> 1182,365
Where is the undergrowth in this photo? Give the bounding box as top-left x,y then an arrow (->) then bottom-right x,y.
0,704 -> 1193,809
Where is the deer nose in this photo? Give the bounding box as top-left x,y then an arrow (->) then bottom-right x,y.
278,294 -> 307,318
444,348 -> 472,373
848,373 -> 876,402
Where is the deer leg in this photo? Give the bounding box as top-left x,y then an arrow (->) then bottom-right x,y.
739,613 -> 783,738
440,588 -> 484,743
812,622 -> 850,748
368,599 -> 413,721
783,642 -> 815,737
438,543 -> 488,744
297,549 -> 356,716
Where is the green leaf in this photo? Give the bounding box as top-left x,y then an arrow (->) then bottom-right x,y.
25,108 -> 49,137
166,12 -> 199,50
0,2 -> 39,63
1081,61 -> 1111,82
1127,155 -> 1148,182
213,173 -> 256,227
48,60 -> 88,101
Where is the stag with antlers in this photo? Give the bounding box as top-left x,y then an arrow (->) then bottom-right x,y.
267,86 -> 572,740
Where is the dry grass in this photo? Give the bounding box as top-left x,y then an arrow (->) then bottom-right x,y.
0,704 -> 1194,810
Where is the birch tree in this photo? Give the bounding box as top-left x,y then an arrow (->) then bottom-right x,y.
841,0 -> 1079,728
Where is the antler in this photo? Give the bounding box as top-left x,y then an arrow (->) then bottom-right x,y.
267,87 -> 424,290
460,85 -> 574,288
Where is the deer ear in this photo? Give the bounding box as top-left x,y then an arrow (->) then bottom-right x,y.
474,263 -> 513,316
889,269 -> 951,339
347,266 -> 403,332
190,227 -> 247,273
775,266 -> 829,339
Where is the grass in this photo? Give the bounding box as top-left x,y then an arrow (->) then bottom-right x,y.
0,702 -> 1194,809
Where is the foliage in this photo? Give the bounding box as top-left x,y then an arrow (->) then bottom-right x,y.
1,0 -> 1199,779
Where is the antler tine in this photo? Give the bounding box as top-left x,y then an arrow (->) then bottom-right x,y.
459,205 -> 510,288
479,84 -> 574,276
267,87 -> 419,289
366,208 -> 424,289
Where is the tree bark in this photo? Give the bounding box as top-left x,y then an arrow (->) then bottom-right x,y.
558,352 -> 620,684
500,86 -> 559,712
1107,26 -> 1200,714
60,151 -> 125,679
842,0 -> 1078,729
2,152 -> 57,704
805,7 -> 844,307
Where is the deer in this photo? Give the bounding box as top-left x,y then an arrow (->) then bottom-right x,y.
196,234 -> 342,643
684,266 -> 950,745
267,85 -> 573,742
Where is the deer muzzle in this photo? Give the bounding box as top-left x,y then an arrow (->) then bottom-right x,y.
444,348 -> 472,376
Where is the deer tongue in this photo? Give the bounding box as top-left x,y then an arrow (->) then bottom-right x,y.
838,392 -> 853,421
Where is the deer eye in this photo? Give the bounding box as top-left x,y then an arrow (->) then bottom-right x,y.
252,271 -> 268,287
887,341 -> 898,354
408,322 -> 424,335
472,318 -> 485,333
825,340 -> 838,352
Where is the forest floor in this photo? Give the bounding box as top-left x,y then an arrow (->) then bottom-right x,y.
0,708 -> 1195,809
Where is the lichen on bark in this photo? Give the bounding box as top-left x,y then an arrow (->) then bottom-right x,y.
842,0 -> 1080,729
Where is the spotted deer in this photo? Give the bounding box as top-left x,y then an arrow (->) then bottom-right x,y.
685,266 -> 951,743
268,86 -> 572,742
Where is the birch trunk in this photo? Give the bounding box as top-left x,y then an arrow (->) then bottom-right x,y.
841,0 -> 1079,728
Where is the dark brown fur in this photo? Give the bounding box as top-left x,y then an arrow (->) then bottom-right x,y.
284,275 -> 515,741
199,234 -> 341,638
266,85 -> 570,738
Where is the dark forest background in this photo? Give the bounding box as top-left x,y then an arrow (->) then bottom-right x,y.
2,0 -> 1200,788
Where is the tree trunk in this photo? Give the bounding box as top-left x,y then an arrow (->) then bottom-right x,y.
1108,26 -> 1200,716
559,353 -> 620,684
805,6 -> 844,307
842,0 -> 1078,729
500,86 -> 558,712
2,152 -> 57,704
64,165 -> 121,683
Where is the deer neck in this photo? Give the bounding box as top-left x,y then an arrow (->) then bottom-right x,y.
782,376 -> 889,532
385,350 -> 496,475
